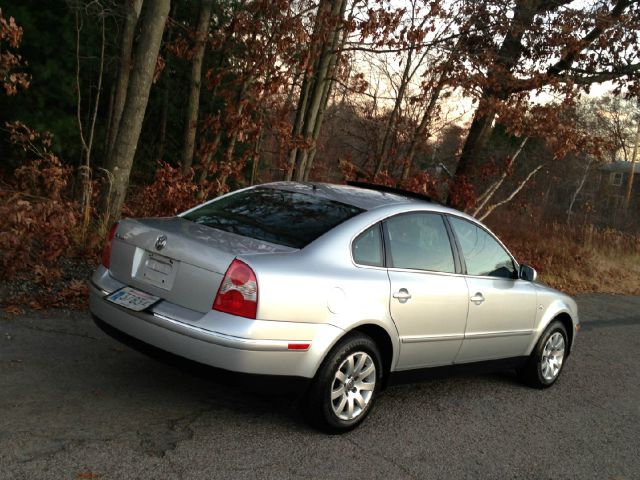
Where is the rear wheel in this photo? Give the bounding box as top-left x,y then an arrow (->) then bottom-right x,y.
304,333 -> 382,433
518,320 -> 568,388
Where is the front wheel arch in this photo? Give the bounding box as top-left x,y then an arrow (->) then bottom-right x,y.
553,312 -> 574,355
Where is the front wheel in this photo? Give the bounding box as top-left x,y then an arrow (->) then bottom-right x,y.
303,333 -> 382,433
518,320 -> 568,388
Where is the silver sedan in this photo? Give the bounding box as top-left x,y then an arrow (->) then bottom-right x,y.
90,181 -> 579,432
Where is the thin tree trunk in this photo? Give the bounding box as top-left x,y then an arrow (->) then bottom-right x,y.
401,74 -> 447,181
74,8 -> 106,238
250,124 -> 264,185
300,0 -> 348,181
156,76 -> 170,163
567,157 -> 593,223
99,0 -> 171,225
472,137 -> 528,216
285,43 -> 322,179
106,0 -> 143,163
181,0 -> 213,174
302,64 -> 335,181
477,163 -> 544,221
287,0 -> 344,181
103,83 -> 114,160
198,129 -> 223,187
374,46 -> 415,177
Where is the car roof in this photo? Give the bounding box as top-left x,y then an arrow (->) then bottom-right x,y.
262,181 -> 436,211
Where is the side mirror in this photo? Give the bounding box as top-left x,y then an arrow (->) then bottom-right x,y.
519,264 -> 537,282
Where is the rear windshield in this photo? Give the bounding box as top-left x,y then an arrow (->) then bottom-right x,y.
182,187 -> 364,248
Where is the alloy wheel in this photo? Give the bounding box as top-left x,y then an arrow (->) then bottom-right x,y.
540,331 -> 565,382
330,351 -> 376,421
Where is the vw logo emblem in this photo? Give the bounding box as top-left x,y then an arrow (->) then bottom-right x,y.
155,235 -> 167,251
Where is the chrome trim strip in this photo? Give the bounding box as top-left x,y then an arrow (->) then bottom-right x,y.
400,330 -> 534,344
401,333 -> 465,343
464,330 -> 534,339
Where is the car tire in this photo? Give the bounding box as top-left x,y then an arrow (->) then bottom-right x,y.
303,332 -> 383,433
518,320 -> 568,389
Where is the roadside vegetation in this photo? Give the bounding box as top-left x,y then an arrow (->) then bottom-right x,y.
488,215 -> 640,296
1,1 -> 639,313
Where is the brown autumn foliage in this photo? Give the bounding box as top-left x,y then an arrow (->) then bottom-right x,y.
124,162 -> 200,218
0,8 -> 30,95
0,122 -> 93,309
0,122 -> 80,275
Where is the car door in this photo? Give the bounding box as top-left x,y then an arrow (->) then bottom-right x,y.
447,216 -> 537,363
383,212 -> 469,369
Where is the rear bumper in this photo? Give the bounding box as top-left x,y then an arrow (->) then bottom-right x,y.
92,314 -> 311,393
89,270 -> 344,379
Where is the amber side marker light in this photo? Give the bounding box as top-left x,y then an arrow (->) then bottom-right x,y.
575,323 -> 581,332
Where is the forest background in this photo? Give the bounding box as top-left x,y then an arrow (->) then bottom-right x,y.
1,0 -> 639,313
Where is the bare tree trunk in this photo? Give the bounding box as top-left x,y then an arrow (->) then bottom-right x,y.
472,137 -> 528,216
250,123 -> 264,185
401,75 -> 446,181
74,7 -> 106,239
103,83 -> 114,159
99,0 -> 171,225
287,0 -> 346,181
156,76 -> 170,163
567,157 -> 593,223
374,46 -> 415,178
106,0 -> 143,163
301,0 -> 350,181
181,0 -> 213,174
198,128 -> 223,187
285,2 -> 328,181
302,63 -> 335,181
477,163 -> 544,221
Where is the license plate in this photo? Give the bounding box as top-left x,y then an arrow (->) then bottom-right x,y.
106,287 -> 160,312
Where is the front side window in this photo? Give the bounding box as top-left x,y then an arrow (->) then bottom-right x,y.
352,224 -> 384,267
183,187 -> 363,249
384,213 -> 455,273
448,217 -> 516,279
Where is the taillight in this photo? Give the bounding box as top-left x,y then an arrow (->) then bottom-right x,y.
101,222 -> 119,269
213,259 -> 258,319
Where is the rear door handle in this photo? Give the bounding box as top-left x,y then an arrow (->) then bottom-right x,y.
470,292 -> 485,305
393,288 -> 412,302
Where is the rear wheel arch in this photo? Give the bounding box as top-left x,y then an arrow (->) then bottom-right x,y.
327,324 -> 394,389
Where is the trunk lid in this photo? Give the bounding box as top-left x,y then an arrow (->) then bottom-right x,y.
108,217 -> 295,313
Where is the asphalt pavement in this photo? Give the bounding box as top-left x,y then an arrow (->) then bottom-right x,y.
1,294 -> 639,479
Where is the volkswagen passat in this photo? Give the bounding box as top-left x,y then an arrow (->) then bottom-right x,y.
90,182 -> 579,431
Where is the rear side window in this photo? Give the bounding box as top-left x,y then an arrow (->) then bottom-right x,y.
448,216 -> 516,278
352,224 -> 384,267
384,213 -> 456,273
183,187 -> 364,249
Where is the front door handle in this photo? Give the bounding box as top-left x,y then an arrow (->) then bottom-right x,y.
393,288 -> 412,303
470,292 -> 485,305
